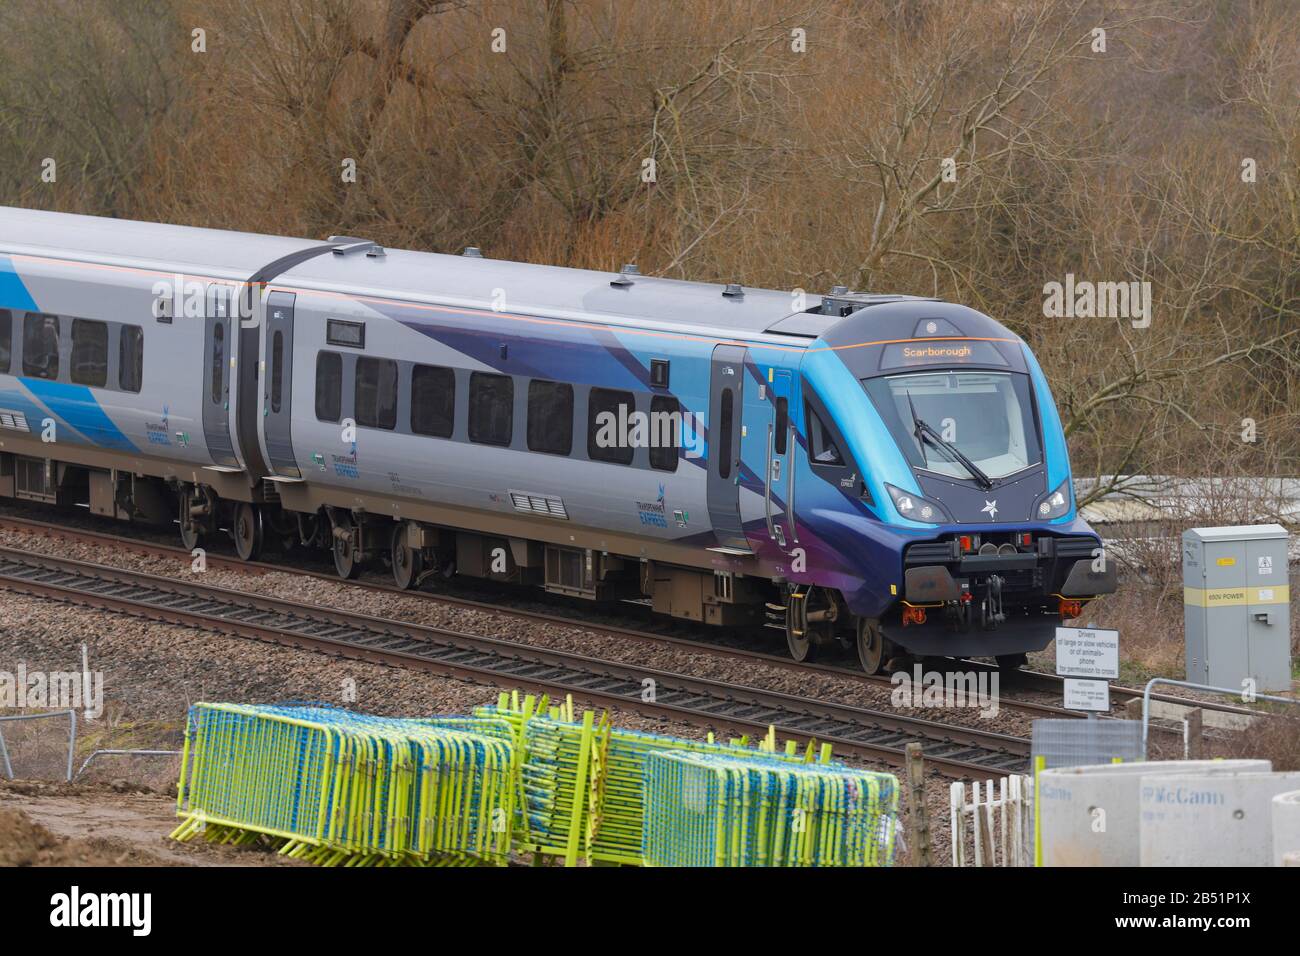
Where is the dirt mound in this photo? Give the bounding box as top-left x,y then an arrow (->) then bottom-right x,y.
0,807 -> 175,866
0,778 -> 154,798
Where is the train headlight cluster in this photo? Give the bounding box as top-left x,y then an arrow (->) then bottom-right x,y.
886,484 -> 949,525
1035,480 -> 1071,520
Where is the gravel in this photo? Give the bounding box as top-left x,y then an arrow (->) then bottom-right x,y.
0,519 -> 992,866
0,524 -> 1035,737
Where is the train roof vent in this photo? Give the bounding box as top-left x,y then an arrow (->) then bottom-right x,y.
722,283 -> 744,298
328,236 -> 385,257
765,312 -> 839,338
462,246 -> 484,257
815,291 -> 937,317
610,262 -> 639,287
768,291 -> 944,335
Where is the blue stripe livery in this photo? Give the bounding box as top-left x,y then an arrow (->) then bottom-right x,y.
20,378 -> 138,451
0,255 -> 39,312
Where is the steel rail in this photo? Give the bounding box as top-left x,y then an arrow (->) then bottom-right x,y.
2,511 -> 1266,721
0,512 -> 1083,720
0,545 -> 1032,777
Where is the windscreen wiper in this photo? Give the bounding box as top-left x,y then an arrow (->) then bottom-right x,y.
907,393 -> 994,490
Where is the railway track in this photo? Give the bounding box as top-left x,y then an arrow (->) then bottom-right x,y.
0,511 -> 1084,720
0,511 -> 1268,723
0,512 -> 1268,723
0,544 -> 1032,777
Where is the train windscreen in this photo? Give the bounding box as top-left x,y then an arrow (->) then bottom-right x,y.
863,370 -> 1042,481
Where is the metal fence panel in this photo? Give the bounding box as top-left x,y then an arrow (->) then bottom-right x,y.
0,710 -> 77,781
1031,718 -> 1144,770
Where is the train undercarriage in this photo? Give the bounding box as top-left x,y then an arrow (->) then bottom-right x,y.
0,451 -> 1104,675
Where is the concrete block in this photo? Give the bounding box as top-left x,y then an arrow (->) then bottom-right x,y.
1140,772 -> 1300,866
1038,759 -> 1269,867
1271,790 -> 1300,867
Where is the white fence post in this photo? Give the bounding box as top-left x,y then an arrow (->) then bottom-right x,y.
950,781 -> 965,866
949,773 -> 1034,866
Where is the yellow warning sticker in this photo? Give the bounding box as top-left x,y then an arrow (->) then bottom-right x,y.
1215,557 -> 1236,566
1183,585 -> 1289,607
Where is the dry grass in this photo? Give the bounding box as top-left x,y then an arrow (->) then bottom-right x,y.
1220,712 -> 1300,772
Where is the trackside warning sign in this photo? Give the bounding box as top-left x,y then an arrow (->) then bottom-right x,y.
1055,626 -> 1119,679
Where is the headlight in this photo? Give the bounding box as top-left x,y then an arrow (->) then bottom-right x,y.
885,484 -> 950,525
1035,479 -> 1071,520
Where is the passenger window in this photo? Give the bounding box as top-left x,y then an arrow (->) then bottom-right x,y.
22,313 -> 60,380
588,387 -> 634,465
468,372 -> 513,446
808,406 -> 844,466
315,351 -> 341,423
0,309 -> 11,373
355,356 -> 398,430
411,364 -> 455,438
271,331 -> 284,413
70,319 -> 108,387
527,380 -> 573,455
774,397 -> 788,455
210,323 -> 224,404
119,326 -> 143,393
649,395 -> 679,472
717,388 -> 734,479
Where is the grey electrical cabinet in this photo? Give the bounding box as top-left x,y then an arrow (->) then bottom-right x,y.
1183,524 -> 1291,692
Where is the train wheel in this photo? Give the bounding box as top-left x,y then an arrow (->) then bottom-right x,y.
332,514 -> 362,580
856,618 -> 886,674
391,524 -> 422,590
178,492 -> 202,551
784,587 -> 818,663
996,653 -> 1028,672
231,503 -> 264,561
786,626 -> 816,663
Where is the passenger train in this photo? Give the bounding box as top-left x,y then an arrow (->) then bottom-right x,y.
0,206 -> 1115,672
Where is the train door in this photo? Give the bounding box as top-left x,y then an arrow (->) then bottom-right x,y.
706,344 -> 749,552
765,368 -> 797,547
201,285 -> 237,467
262,290 -> 299,477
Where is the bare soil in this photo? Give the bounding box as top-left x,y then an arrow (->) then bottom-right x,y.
0,780 -> 305,866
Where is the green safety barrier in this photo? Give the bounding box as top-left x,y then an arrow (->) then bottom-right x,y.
171,703 -> 517,866
169,693 -> 900,868
642,750 -> 899,866
472,690 -> 885,867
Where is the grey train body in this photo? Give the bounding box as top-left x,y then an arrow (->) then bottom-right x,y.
0,206 -> 1114,670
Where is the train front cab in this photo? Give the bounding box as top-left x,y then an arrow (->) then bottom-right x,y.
798,300 -> 1117,670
